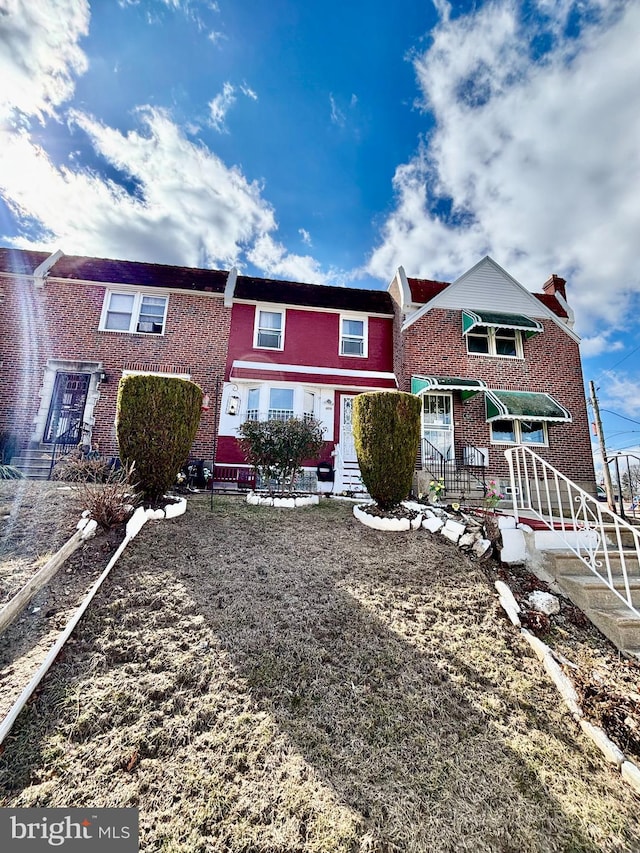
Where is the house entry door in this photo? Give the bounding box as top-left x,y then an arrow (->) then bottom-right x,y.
422,393 -> 454,464
43,372 -> 91,444
340,395 -> 357,461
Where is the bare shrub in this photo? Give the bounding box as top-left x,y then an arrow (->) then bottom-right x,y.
51,453 -> 112,483
74,462 -> 139,530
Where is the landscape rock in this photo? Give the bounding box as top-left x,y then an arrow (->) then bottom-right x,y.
528,590 -> 560,615
500,528 -> 527,564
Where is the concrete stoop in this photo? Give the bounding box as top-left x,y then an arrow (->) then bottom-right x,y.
10,447 -> 54,480
544,551 -> 640,658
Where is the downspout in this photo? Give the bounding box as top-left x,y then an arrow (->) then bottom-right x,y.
224,266 -> 238,308
33,249 -> 64,288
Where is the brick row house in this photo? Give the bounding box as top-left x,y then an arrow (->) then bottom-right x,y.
0,247 -> 596,497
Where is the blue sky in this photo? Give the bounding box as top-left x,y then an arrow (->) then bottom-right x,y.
1,0 -> 640,474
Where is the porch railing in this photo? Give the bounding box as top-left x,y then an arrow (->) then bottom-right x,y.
420,439 -> 487,499
48,418 -> 87,479
505,445 -> 640,619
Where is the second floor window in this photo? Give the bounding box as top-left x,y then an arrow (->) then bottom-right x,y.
340,316 -> 366,356
255,309 -> 284,349
101,291 -> 168,335
467,326 -> 522,358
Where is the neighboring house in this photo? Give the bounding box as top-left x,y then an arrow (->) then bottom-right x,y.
216,273 -> 396,492
388,256 -> 595,497
0,247 -> 231,478
0,247 -> 595,498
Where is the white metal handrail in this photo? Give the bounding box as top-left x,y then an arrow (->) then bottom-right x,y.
505,445 -> 640,618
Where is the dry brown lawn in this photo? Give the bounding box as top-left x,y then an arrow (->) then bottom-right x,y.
0,484 -> 639,852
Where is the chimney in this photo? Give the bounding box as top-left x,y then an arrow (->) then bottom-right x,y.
542,273 -> 567,301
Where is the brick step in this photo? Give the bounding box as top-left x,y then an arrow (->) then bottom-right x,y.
11,448 -> 54,480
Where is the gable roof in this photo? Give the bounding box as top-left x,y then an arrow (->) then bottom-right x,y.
234,275 -> 394,315
403,256 -> 577,340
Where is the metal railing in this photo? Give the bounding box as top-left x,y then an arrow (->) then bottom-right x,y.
505,445 -> 640,618
48,418 -> 86,479
420,439 -> 487,499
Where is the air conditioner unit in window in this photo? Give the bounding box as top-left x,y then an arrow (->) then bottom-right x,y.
137,322 -> 154,332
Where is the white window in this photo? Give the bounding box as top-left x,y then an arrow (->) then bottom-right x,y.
254,309 -> 284,350
303,390 -> 316,422
491,419 -> 548,445
268,387 -> 294,420
246,388 -> 260,421
340,315 -> 367,357
101,291 -> 168,335
467,326 -> 522,358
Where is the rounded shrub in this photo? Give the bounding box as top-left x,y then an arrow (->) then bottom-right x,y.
352,391 -> 421,510
116,375 -> 203,502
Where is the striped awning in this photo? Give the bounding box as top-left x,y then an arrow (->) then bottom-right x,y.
411,375 -> 487,400
485,390 -> 571,423
462,309 -> 543,337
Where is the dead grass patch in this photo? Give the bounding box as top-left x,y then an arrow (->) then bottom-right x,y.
0,490 -> 638,852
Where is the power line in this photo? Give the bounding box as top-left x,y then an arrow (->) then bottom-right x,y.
601,408 -> 640,426
608,341 -> 640,370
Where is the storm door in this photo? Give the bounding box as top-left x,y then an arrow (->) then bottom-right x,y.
340,395 -> 357,461
43,372 -> 91,444
422,393 -> 454,464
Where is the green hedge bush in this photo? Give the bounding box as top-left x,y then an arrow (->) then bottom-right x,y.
352,391 -> 421,509
116,375 -> 202,502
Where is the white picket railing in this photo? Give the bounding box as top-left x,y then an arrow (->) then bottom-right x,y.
504,445 -> 640,618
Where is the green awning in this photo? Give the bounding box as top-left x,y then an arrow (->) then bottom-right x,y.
411,375 -> 487,400
462,309 -> 543,337
485,390 -> 572,423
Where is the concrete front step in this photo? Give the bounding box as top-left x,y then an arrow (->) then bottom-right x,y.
558,574 -> 640,612
11,446 -> 59,480
552,551 -> 640,578
585,607 -> 640,657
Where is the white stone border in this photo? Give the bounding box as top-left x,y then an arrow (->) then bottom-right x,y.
246,492 -> 320,508
353,503 -> 422,531
495,580 -> 640,797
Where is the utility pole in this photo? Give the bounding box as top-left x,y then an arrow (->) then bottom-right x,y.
589,380 -> 616,513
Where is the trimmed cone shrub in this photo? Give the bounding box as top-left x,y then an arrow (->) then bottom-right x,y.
352,391 -> 421,510
116,375 -> 202,502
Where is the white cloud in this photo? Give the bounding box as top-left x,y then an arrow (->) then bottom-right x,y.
209,82 -> 257,131
247,234 -> 330,284
0,108 -> 279,268
598,371 -> 640,419
367,1 -> 640,336
580,332 -> 625,358
0,0 -> 89,122
329,94 -> 344,127
298,228 -> 312,246
209,82 -> 236,132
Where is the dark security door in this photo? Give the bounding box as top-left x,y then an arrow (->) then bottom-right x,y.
43,372 -> 91,444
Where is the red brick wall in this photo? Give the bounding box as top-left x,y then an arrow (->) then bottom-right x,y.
400,308 -> 595,484
0,273 -> 231,459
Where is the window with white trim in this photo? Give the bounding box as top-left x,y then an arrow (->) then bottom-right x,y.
101,291 -> 168,335
303,390 -> 316,422
254,309 -> 284,349
340,315 -> 367,357
467,326 -> 522,358
490,419 -> 548,445
246,388 -> 260,421
268,387 -> 294,420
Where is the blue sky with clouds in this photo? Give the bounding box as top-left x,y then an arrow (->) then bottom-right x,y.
1,0 -> 640,473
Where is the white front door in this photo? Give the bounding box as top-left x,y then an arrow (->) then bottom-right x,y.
422,393 -> 454,463
340,395 -> 357,461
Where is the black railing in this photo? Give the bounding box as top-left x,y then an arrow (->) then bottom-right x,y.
420,439 -> 488,502
48,418 -> 85,479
